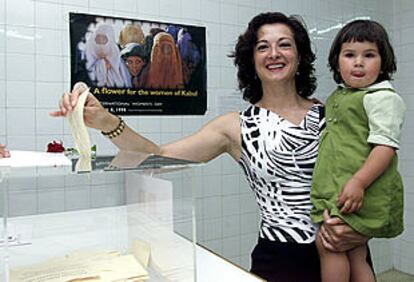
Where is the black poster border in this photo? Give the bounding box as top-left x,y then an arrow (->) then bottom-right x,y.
70,12 -> 207,115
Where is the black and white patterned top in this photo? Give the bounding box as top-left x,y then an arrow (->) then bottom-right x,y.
239,104 -> 325,243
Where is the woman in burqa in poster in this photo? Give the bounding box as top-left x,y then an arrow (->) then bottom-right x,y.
84,23 -> 128,88
145,32 -> 184,89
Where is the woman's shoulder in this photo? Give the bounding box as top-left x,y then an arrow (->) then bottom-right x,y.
307,97 -> 325,107
304,99 -> 325,127
208,112 -> 241,152
204,112 -> 239,133
214,112 -> 240,129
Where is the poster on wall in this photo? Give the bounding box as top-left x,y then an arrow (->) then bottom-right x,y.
69,12 -> 207,115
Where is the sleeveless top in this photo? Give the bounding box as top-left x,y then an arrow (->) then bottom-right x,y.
239,104 -> 325,243
311,84 -> 404,238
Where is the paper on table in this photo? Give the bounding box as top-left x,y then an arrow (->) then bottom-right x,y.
10,250 -> 149,282
0,150 -> 71,168
130,240 -> 151,267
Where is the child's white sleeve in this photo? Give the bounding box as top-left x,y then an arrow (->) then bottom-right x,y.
363,90 -> 406,149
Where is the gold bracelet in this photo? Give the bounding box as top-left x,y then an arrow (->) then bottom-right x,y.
101,117 -> 125,139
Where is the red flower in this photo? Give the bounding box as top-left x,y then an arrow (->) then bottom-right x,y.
47,141 -> 64,153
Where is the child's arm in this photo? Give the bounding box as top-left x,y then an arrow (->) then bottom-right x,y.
336,145 -> 395,214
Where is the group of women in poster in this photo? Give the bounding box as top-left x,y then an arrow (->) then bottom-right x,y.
79,21 -> 201,90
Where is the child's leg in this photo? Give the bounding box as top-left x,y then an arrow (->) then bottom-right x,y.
348,244 -> 375,282
316,231 -> 350,282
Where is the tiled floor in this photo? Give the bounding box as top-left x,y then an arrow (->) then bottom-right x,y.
377,269 -> 414,281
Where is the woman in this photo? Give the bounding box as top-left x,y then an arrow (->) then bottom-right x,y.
118,23 -> 145,48
52,12 -> 369,282
84,23 -> 127,88
120,43 -> 149,88
177,28 -> 201,85
145,32 -> 184,89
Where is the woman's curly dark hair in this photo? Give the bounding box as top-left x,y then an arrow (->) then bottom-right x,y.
230,12 -> 316,104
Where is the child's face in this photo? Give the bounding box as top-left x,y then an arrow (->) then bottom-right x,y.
338,41 -> 381,88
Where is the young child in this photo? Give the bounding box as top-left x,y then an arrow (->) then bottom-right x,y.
311,20 -> 406,282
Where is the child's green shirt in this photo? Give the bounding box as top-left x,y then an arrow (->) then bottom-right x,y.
311,81 -> 406,238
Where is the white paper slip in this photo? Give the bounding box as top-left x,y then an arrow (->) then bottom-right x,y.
0,150 -> 71,168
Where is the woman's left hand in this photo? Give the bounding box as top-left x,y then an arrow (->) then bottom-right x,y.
319,209 -> 369,252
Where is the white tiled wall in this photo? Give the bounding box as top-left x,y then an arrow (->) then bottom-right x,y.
392,0 -> 414,275
1,0 -> 414,276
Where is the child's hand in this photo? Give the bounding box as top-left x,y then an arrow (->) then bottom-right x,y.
337,177 -> 365,214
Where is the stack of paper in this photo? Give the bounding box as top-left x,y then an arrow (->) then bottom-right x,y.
10,250 -> 149,282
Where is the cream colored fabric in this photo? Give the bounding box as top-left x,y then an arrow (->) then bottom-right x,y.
67,82 -> 92,172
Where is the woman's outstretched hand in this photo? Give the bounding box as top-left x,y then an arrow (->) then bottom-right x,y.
49,82 -> 87,117
49,83 -> 118,132
0,144 -> 10,158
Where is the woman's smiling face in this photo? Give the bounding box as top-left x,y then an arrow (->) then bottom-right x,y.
253,23 -> 299,85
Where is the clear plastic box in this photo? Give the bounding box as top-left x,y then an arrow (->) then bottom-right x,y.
1,151 -> 201,282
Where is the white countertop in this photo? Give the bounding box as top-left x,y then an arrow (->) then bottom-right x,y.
0,150 -> 71,168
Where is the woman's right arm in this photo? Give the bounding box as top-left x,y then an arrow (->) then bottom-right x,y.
50,87 -> 241,163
